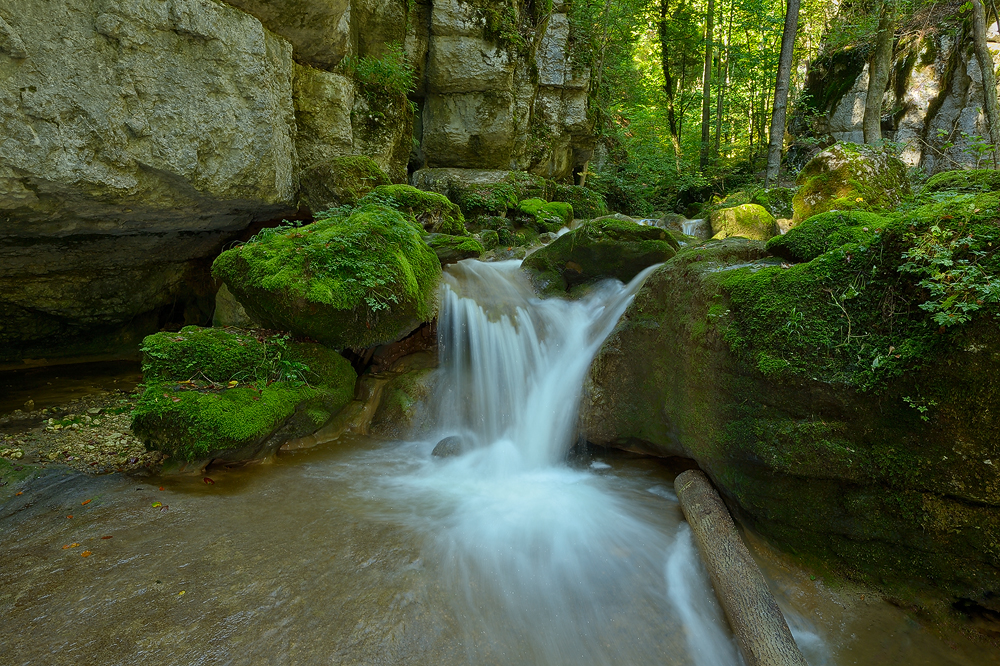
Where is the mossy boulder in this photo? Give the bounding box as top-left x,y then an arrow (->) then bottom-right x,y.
515,198 -> 574,233
477,230 -> 500,250
792,143 -> 910,225
212,204 -> 441,350
362,184 -> 466,235
751,187 -> 795,219
411,168 -> 547,217
924,168 -> 1000,194
132,327 -> 356,464
298,155 -> 391,212
766,210 -> 891,263
551,184 -> 609,219
425,233 -> 485,265
583,192 -> 1000,612
521,217 -> 679,295
710,203 -> 778,241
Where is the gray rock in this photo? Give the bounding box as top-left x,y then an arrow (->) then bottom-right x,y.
432,435 -> 469,458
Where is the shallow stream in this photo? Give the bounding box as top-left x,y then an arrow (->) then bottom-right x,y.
2,261 -> 997,665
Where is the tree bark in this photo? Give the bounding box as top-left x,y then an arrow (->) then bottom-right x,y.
863,3 -> 894,145
675,470 -> 809,666
699,0 -> 715,169
660,0 -> 684,167
972,0 -> 1000,168
764,0 -> 800,187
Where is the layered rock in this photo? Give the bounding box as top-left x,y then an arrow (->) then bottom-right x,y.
0,0 -> 298,365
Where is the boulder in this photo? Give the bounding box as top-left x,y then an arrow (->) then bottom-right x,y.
792,143 -> 910,225
425,234 -> 485,265
521,217 -> 678,295
213,204 -> 441,350
583,193 -> 1000,611
412,168 -> 548,216
213,284 -> 257,329
432,435 -> 471,458
132,326 -> 356,465
515,199 -> 574,233
550,184 -> 608,219
362,184 -> 466,235
0,0 -> 298,364
710,204 -> 778,241
298,155 -> 392,212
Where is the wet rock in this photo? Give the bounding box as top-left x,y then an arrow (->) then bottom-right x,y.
432,435 -> 468,458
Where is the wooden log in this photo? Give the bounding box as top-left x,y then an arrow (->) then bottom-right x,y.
674,469 -> 808,666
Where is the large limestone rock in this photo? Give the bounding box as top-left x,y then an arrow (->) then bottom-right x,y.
0,0 -> 298,364
792,143 -> 909,225
582,214 -> 1000,613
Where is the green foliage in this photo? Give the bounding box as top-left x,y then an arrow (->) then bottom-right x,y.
767,210 -> 891,263
455,182 -> 520,216
516,198 -> 574,232
550,184 -> 608,218
341,42 -> 416,103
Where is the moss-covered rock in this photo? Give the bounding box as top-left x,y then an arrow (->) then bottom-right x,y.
515,198 -> 574,233
521,217 -> 679,295
710,203 -> 778,241
551,184 -> 609,219
213,205 -> 441,350
792,143 -> 910,225
751,187 -> 796,219
583,191 -> 1000,612
923,169 -> 1000,194
766,210 -> 891,263
298,155 -> 392,212
132,327 -> 356,463
425,233 -> 485,265
361,184 -> 466,235
477,230 -> 500,250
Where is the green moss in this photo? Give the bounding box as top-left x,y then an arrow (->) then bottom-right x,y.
522,217 -> 679,294
132,328 -> 356,460
710,204 -> 777,241
425,233 -> 485,265
298,155 -> 392,211
924,169 -> 1000,194
767,211 -> 891,263
478,230 -> 500,250
752,187 -> 796,219
516,198 -> 574,232
360,184 -> 466,235
551,184 -> 608,219
455,182 -> 519,217
213,205 -> 441,349
792,143 -> 910,225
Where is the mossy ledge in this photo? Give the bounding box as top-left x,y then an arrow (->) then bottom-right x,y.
213,204 -> 442,350
132,327 -> 356,463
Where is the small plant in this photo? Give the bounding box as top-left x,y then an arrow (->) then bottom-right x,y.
899,224 -> 1000,327
341,42 -> 415,103
903,395 -> 938,422
783,306 -> 806,341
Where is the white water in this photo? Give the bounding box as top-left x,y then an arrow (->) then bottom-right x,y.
340,259 -> 765,665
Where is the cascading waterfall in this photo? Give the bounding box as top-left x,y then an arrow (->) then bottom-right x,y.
359,258 -> 763,665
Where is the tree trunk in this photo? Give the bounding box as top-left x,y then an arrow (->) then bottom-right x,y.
973,0 -> 1000,168
660,0 -> 683,168
764,0 -> 800,187
699,0 -> 715,169
863,4 -> 894,145
714,0 -> 733,157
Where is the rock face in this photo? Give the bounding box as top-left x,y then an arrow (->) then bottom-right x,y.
0,0 -> 298,365
582,194 -> 1000,611
791,143 -> 910,225
0,0 -> 597,364
410,0 -> 594,180
800,21 -> 1000,172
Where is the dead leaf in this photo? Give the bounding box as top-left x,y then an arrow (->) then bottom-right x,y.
171,397 -> 182,403
227,380 -> 238,388
101,536 -> 113,540
67,515 -> 73,519
81,499 -> 92,506
203,477 -> 215,485
159,486 -> 165,491
81,551 -> 92,557
159,505 -> 169,512
63,543 -> 81,549
15,491 -> 22,496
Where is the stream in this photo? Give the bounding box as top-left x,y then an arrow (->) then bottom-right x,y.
2,261 -> 997,665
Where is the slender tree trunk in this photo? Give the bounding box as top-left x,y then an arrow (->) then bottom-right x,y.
863,3 -> 894,145
714,0 -> 733,157
765,0 -> 800,187
973,0 -> 1000,168
660,0 -> 683,168
700,0 -> 715,169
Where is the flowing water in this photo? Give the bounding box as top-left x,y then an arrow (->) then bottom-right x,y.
2,260 -> 998,665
